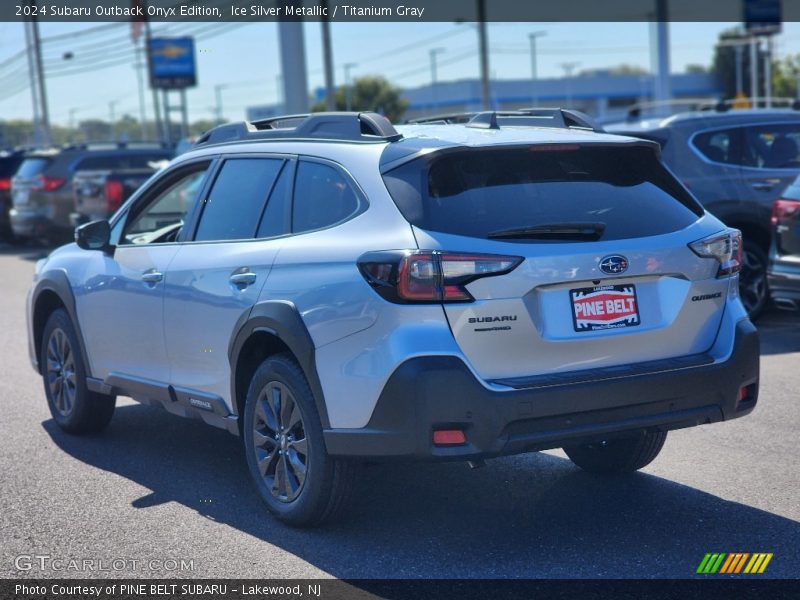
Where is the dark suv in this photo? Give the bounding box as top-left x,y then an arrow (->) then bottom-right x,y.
608,108 -> 800,318
11,144 -> 172,243
0,149 -> 26,242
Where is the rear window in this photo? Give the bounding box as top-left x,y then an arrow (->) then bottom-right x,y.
0,155 -> 23,178
15,158 -> 51,178
382,146 -> 703,241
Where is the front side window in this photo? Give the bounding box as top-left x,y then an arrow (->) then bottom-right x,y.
121,165 -> 209,245
194,158 -> 283,242
292,161 -> 361,234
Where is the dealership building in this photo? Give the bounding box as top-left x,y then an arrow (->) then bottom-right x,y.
247,71 -> 722,124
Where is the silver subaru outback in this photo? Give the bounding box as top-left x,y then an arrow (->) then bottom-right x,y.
26,110 -> 760,526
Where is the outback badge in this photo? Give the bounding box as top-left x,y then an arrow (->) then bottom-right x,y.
599,254 -> 629,275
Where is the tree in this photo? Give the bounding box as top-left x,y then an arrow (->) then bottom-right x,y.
772,54 -> 800,99
311,75 -> 409,123
685,64 -> 708,74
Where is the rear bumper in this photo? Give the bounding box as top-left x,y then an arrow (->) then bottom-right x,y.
10,207 -> 69,240
768,256 -> 800,305
323,318 -> 759,460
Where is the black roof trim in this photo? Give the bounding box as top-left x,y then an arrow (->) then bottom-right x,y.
196,111 -> 402,146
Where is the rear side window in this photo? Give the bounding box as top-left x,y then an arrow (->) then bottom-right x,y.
292,161 -> 361,234
693,128 -> 740,165
194,158 -> 283,242
382,146 -> 702,242
14,158 -> 51,178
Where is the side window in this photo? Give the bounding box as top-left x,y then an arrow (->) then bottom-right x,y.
256,162 -> 292,239
76,155 -> 124,170
742,124 -> 800,169
194,158 -> 283,242
120,166 -> 208,245
292,161 -> 361,234
692,128 -> 741,165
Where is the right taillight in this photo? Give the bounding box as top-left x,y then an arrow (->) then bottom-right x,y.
104,180 -> 124,212
358,250 -> 522,303
772,198 -> 800,225
0,178 -> 10,191
689,229 -> 742,277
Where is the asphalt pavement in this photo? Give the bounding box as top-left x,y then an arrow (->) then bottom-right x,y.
1,244 -> 798,580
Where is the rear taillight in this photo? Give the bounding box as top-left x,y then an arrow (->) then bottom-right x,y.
0,178 -> 10,191
104,180 -> 124,212
772,198 -> 800,225
689,229 -> 742,277
358,250 -> 522,303
32,175 -> 65,192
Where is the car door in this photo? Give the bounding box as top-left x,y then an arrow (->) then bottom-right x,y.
163,156 -> 292,410
738,123 -> 800,218
74,160 -> 212,384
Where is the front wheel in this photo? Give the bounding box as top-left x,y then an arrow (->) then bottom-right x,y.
243,354 -> 356,527
563,430 -> 667,474
41,309 -> 116,434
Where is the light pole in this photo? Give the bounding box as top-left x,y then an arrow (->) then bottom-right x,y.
528,31 -> 546,106
109,101 -> 118,141
214,84 -> 227,124
429,47 -> 446,113
344,62 -> 358,111
560,62 -> 581,108
476,0 -> 490,110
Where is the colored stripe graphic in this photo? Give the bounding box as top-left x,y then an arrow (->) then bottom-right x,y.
700,553 -> 773,574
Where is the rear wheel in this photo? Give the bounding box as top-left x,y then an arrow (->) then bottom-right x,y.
563,430 -> 667,474
41,309 -> 115,434
243,353 -> 356,527
739,241 -> 768,320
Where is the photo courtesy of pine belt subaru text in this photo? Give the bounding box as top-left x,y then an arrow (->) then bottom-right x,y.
26,110 -> 760,527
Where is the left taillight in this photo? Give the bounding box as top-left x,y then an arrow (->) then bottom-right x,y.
689,229 -> 742,277
358,250 -> 523,303
0,178 -> 10,191
772,198 -> 800,225
104,180 -> 124,212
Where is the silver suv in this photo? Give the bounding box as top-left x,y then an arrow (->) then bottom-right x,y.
26,111 -> 760,526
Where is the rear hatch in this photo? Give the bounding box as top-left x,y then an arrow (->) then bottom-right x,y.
11,155 -> 56,208
382,142 -> 732,381
773,179 -> 800,258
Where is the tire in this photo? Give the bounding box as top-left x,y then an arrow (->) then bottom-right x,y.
41,308 -> 116,434
739,240 -> 768,321
243,353 -> 356,527
563,430 -> 667,474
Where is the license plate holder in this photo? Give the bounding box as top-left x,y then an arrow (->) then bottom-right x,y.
570,284 -> 640,332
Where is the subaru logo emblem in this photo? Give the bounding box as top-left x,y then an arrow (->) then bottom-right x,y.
599,255 -> 629,275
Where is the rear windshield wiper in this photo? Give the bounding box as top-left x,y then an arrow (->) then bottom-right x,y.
488,222 -> 606,241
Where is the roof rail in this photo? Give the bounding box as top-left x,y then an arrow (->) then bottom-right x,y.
196,111 -> 402,146
466,108 -> 604,133
407,112 -> 478,125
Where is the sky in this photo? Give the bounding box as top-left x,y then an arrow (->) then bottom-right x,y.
1,21 -> 799,125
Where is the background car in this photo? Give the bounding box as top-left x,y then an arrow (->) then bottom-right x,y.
768,174 -> 800,311
0,149 -> 26,243
10,143 -> 173,244
607,108 -> 800,319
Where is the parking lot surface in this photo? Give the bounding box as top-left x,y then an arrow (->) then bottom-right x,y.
1,245 -> 798,579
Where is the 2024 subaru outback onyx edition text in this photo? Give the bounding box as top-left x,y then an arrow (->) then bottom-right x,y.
26,111 -> 760,526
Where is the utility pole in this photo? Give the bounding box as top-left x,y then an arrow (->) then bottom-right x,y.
344,62 -> 357,111
27,1 -> 51,145
764,36 -> 772,108
278,18 -> 309,114
651,0 -> 671,115
320,0 -> 336,111
528,31 -> 546,106
429,47 -> 446,113
214,84 -> 227,124
750,37 -> 759,104
134,45 -> 147,141
24,21 -> 42,146
476,0 -> 490,110
735,44 -> 744,96
143,15 -> 164,143
109,101 -> 118,140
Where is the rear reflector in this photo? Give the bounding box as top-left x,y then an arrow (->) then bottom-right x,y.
432,429 -> 466,446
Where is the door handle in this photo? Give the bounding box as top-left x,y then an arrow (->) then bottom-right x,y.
751,182 -> 775,192
229,271 -> 257,288
141,270 -> 163,284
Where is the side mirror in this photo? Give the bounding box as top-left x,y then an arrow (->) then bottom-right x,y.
75,220 -> 111,251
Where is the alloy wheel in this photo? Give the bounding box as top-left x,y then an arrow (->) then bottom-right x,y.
46,328 -> 76,417
251,381 -> 308,502
738,248 -> 767,316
